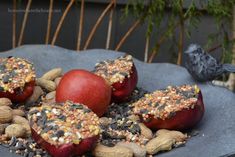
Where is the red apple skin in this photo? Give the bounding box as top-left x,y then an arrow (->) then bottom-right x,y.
31,128 -> 99,157
0,81 -> 35,103
142,91 -> 205,131
56,69 -> 111,117
111,65 -> 138,102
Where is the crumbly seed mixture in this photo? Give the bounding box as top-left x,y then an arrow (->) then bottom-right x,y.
28,101 -> 100,146
132,85 -> 200,121
100,88 -> 150,147
94,55 -> 134,84
0,137 -> 50,157
0,57 -> 36,93
100,117 -> 149,146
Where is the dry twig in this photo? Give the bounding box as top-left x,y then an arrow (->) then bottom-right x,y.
83,0 -> 115,50
115,20 -> 141,51
76,0 -> 85,51
106,4 -> 115,49
18,0 -> 32,46
51,0 -> 75,45
144,36 -> 150,62
12,0 -> 17,48
148,32 -> 168,63
177,0 -> 185,65
45,0 -> 54,44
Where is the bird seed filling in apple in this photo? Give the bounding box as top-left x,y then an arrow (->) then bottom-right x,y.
0,57 -> 36,93
132,85 -> 200,121
101,117 -> 149,146
94,55 -> 134,84
28,101 -> 100,146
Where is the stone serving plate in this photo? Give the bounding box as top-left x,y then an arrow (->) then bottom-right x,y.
0,45 -> 235,157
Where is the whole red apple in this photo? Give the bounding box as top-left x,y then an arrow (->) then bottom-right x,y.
56,69 -> 111,117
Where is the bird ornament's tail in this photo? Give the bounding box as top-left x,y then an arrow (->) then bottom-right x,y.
223,64 -> 235,73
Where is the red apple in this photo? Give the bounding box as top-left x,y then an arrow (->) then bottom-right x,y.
133,85 -> 205,130
31,128 -> 99,157
94,55 -> 138,102
56,69 -> 111,117
143,91 -> 204,130
29,101 -> 100,157
0,81 -> 35,103
0,57 -> 36,103
111,65 -> 138,102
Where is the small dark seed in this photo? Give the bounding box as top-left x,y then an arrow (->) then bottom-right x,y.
110,123 -> 118,130
46,120 -> 54,123
158,104 -> 166,111
123,121 -> 132,128
129,124 -> 141,134
99,61 -> 106,65
9,71 -> 17,77
140,109 -> 148,114
119,72 -> 128,77
56,130 -> 64,138
26,145 -> 33,152
154,102 -> 160,107
168,112 -> 176,118
83,108 -> 91,113
109,60 -> 115,64
52,125 -> 59,130
19,64 -> 25,68
101,132 -> 111,139
0,64 -> 6,71
58,114 -> 66,121
71,104 -> 83,110
76,122 -> 82,129
41,125 -> 53,134
101,140 -> 115,147
2,75 -> 10,83
111,135 -> 126,140
111,70 -> 119,75
176,100 -> 181,104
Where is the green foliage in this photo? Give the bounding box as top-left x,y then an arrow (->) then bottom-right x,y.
206,0 -> 235,24
203,0 -> 235,64
123,0 -> 235,63
123,0 -> 166,37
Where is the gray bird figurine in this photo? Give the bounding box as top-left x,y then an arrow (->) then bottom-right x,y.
184,44 -> 235,82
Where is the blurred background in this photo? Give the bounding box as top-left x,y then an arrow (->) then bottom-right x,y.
0,0 -> 234,90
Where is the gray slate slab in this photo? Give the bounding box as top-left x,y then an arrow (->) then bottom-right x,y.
0,45 -> 235,157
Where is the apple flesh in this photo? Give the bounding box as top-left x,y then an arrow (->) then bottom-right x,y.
56,69 -> 111,117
